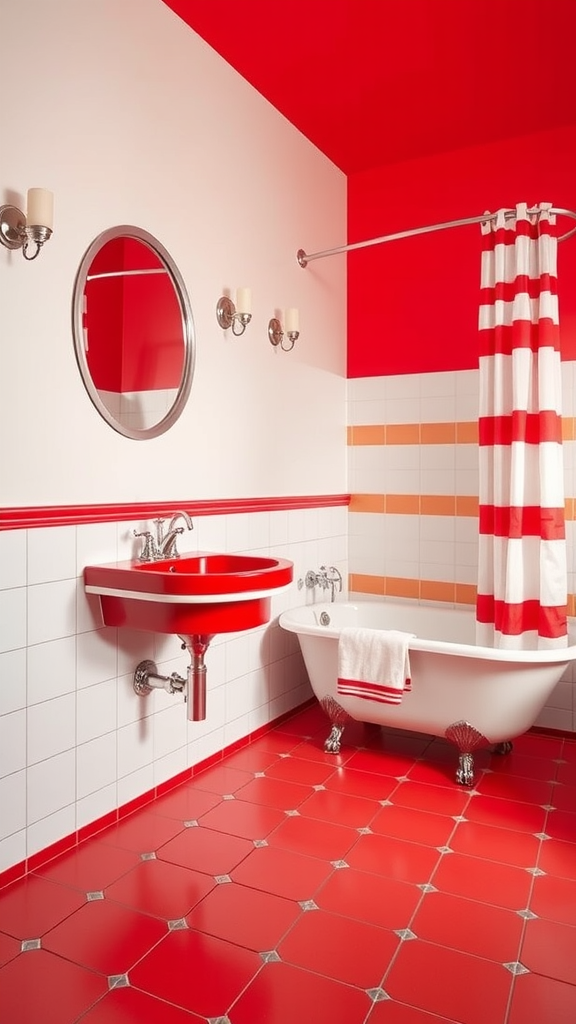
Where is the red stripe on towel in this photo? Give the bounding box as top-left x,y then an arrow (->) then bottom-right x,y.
337,677 -> 412,706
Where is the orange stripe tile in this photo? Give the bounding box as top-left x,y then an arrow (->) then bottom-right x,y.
420,580 -> 456,603
349,494 -> 386,513
384,576 -> 420,600
456,421 -> 479,443
565,497 -> 575,521
385,423 -> 420,445
348,425 -> 386,445
568,594 -> 576,618
420,422 -> 456,444
420,495 -> 456,516
456,495 -> 479,517
455,583 -> 477,605
562,417 -> 575,441
348,573 -> 386,596
385,494 -> 420,514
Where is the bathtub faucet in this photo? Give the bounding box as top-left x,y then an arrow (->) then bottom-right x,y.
305,565 -> 343,602
134,511 -> 194,561
325,566 -> 343,602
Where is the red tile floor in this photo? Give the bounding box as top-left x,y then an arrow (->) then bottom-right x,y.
1,704 -> 575,1024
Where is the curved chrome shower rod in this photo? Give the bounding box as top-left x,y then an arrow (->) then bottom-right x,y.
296,206 -> 576,267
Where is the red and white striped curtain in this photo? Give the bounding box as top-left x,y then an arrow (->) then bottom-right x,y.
476,203 -> 568,650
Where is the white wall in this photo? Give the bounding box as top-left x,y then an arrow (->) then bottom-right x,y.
0,0 -> 348,875
0,0 -> 347,506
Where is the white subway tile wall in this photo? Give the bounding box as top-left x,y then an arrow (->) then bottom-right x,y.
0,506 -> 347,873
347,368 -> 576,735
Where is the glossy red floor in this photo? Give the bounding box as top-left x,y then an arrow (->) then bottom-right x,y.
1,706 -> 575,1024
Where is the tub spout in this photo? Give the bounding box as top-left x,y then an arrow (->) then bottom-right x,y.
326,566 -> 343,602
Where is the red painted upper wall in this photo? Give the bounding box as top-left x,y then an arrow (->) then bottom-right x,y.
347,126 -> 576,377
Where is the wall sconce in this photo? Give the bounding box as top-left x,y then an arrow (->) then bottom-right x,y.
216,287 -> 252,336
268,308 -> 300,351
0,188 -> 54,261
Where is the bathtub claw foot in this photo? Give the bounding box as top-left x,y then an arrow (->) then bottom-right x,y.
445,720 -> 488,787
456,752 -> 475,786
320,696 -> 350,754
493,740 -> 513,755
325,724 -> 344,753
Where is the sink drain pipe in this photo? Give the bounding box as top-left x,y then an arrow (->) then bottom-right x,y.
133,633 -> 213,722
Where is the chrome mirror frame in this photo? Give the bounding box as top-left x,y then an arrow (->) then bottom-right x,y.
72,225 -> 196,440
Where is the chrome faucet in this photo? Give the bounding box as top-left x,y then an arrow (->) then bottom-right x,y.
157,511 -> 194,558
134,511 -> 194,561
305,565 -> 343,602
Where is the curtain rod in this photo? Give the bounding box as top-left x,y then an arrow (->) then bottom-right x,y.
296,206 -> 576,267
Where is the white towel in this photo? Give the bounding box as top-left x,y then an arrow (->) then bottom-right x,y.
337,627 -> 415,705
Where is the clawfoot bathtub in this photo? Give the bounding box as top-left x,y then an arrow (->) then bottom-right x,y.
279,599 -> 576,784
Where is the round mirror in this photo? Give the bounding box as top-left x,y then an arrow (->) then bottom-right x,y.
72,225 -> 195,439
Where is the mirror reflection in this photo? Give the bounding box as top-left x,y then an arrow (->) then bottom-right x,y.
72,226 -> 195,439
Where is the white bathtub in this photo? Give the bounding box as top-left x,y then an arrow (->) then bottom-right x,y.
279,599 -> 576,784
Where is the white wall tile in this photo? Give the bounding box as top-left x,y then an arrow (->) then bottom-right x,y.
348,399 -> 388,425
0,648 -> 26,715
248,511 -> 271,552
77,678 -> 117,745
385,374 -> 421,401
420,469 -> 455,495
456,368 -> 480,396
195,514 -> 226,552
76,784 -> 117,832
419,371 -> 456,398
0,770 -> 26,842
76,627 -> 117,689
27,526 -> 76,586
153,747 -> 188,788
0,830 -> 26,873
77,732 -> 117,800
117,719 -> 154,779
420,395 -> 457,422
226,513 -> 253,552
27,749 -> 76,824
28,636 -> 77,705
27,694 -> 76,766
153,703 -> 187,763
225,635 -> 252,682
27,579 -> 77,646
384,397 -> 421,424
0,709 -> 26,777
0,530 -> 27,589
0,588 -> 26,654
347,376 -> 387,403
76,522 -> 119,577
117,765 -> 155,809
27,805 -> 76,859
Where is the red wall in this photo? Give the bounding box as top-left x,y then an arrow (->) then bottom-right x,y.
347,126 -> 576,377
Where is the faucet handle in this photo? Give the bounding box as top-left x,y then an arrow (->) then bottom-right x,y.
133,530 -> 156,562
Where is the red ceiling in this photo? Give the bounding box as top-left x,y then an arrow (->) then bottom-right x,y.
161,0 -> 576,174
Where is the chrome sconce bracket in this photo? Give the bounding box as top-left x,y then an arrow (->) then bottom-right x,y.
268,317 -> 299,352
216,294 -> 252,336
0,189 -> 54,261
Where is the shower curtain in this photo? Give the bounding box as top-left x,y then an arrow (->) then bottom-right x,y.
476,202 -> 568,649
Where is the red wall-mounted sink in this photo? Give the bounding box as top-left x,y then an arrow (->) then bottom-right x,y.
84,551 -> 294,635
